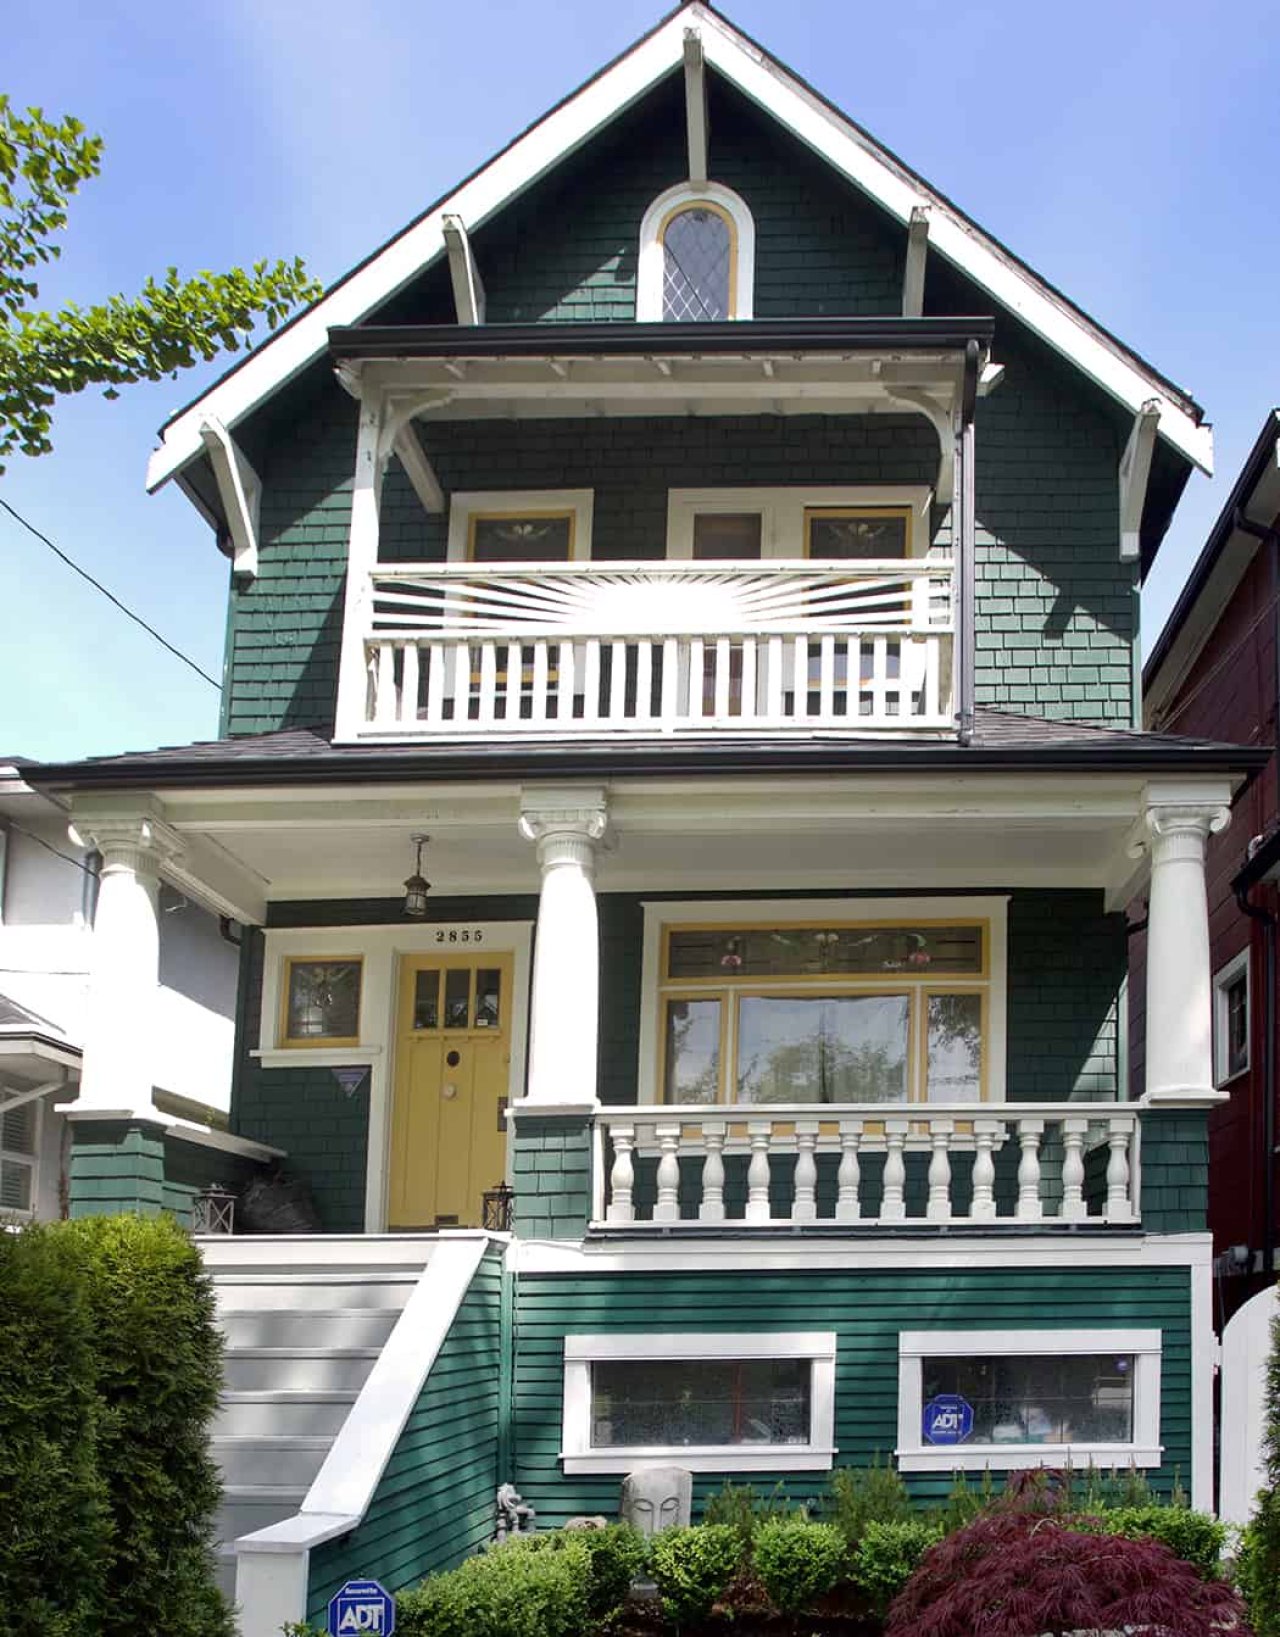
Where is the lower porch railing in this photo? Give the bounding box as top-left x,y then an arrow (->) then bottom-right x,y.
593,1103 -> 1140,1229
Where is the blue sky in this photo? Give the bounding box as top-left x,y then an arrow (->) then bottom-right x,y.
4,0 -> 1279,762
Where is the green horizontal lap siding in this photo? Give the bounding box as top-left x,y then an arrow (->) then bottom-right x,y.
307,1250 -> 505,1616
513,1265 -> 1192,1521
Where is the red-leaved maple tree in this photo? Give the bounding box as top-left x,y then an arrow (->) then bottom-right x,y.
884,1509 -> 1251,1637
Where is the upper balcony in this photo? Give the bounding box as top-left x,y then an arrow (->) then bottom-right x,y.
330,318 -> 993,746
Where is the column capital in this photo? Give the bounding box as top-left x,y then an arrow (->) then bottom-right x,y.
518,785 -> 608,867
73,800 -> 185,876
1129,786 -> 1231,864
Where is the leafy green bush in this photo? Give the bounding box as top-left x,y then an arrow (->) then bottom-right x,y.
0,1224 -> 110,1637
1094,1505 -> 1225,1578
824,1457 -> 913,1547
753,1517 -> 846,1612
853,1519 -> 942,1615
934,1467 -> 998,1532
702,1480 -> 794,1551
1241,1311 -> 1280,1636
649,1525 -> 743,1624
69,1214 -> 231,1637
523,1525 -> 648,1621
397,1536 -> 592,1637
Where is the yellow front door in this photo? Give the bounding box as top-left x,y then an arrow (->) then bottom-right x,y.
389,954 -> 513,1229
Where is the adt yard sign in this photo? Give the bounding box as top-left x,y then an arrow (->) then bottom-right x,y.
923,1394 -> 974,1445
328,1579 -> 396,1635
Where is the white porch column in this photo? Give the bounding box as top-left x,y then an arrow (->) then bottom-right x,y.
518,787 -> 608,1105
1141,786 -> 1231,1101
75,804 -> 185,1117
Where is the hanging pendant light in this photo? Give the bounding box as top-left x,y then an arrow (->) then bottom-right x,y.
403,833 -> 432,918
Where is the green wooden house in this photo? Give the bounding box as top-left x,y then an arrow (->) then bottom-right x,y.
31,4 -> 1260,1629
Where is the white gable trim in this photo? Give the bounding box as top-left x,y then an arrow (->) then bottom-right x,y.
146,3 -> 1210,496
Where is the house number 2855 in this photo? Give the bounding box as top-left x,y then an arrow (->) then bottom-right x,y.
434,928 -> 483,944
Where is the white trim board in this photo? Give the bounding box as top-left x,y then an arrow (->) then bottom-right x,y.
896,1326 -> 1162,1474
258,921 -> 532,1232
636,181 -> 756,322
561,1329 -> 836,1474
145,5 -> 1209,494
664,485 -> 934,559
446,489 -> 595,562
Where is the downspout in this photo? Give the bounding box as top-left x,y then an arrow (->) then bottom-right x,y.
1233,509 -> 1280,1280
956,340 -> 980,746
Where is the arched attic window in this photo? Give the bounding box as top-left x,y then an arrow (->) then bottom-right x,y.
637,182 -> 755,322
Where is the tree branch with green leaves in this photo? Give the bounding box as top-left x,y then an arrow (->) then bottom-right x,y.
0,96 -> 321,469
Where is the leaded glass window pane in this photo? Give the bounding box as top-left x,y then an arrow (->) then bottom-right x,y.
737,994 -> 908,1104
926,992 -> 982,1101
663,207 -> 732,321
667,925 -> 982,981
591,1359 -> 810,1447
665,998 -> 721,1103
285,960 -> 362,1042
412,969 -> 440,1031
444,968 -> 470,1029
471,514 -> 573,562
807,509 -> 910,559
475,968 -> 502,1029
922,1354 -> 1135,1446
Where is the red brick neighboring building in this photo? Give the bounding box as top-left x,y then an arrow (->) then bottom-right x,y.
1140,409 -> 1280,1321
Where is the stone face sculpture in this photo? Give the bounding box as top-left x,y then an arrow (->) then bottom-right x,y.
620,1466 -> 692,1535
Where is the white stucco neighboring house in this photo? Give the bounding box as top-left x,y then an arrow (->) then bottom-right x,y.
0,760 -> 238,1219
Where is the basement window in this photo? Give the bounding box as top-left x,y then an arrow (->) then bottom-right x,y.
562,1332 -> 836,1473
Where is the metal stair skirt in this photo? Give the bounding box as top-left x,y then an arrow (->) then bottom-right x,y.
201,1239 -> 436,1602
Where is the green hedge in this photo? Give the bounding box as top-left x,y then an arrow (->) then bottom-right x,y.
0,1217 -> 230,1637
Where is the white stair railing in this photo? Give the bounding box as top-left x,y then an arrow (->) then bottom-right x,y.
595,1103 -> 1141,1228
351,559 -> 954,737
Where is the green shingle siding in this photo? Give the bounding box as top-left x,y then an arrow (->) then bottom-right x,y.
307,1248 -> 506,1616
512,1115 -> 594,1239
512,1265 -> 1193,1522
67,1121 -> 167,1216
1139,1108 -> 1210,1234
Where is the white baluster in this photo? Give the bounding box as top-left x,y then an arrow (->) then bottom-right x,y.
582,639 -> 601,726
1061,1117 -> 1088,1221
971,1119 -> 1002,1221
654,1123 -> 681,1223
556,639 -> 576,724
872,635 -> 889,722
401,642 -> 420,725
531,640 -> 549,724
687,637 -> 705,723
1016,1118 -> 1045,1221
793,634 -> 808,719
926,1119 -> 954,1222
792,1123 -> 819,1223
818,634 -> 836,721
426,643 -> 446,724
374,642 -> 396,726
661,637 -> 680,724
606,1124 -> 635,1225
714,638 -> 731,720
882,1119 -> 908,1222
849,636 -> 864,718
504,641 -> 521,725
835,1122 -> 862,1222
699,1122 -> 727,1223
765,635 -> 784,722
1106,1118 -> 1135,1222
746,1122 -> 773,1223
478,641 -> 497,726
608,640 -> 627,724
741,637 -> 758,723
450,642 -> 470,723
635,641 -> 653,726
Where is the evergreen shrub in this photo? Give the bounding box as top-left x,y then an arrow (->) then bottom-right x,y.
397,1536 -> 592,1637
1091,1504 -> 1225,1578
823,1457 -> 912,1548
702,1480 -> 794,1551
1239,1309 -> 1280,1636
648,1524 -> 743,1624
524,1524 -> 648,1621
852,1519 -> 942,1614
752,1517 -> 846,1612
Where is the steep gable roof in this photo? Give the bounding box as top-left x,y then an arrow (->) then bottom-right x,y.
146,1 -> 1211,492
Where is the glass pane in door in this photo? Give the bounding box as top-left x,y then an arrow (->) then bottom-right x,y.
412,969 -> 440,1030
444,968 -> 471,1028
474,968 -> 503,1029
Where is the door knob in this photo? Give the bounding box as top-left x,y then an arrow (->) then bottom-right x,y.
443,1083 -> 458,1100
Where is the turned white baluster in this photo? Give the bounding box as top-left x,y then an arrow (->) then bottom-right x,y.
654,1123 -> 682,1223
792,1123 -> 819,1223
926,1119 -> 954,1222
882,1119 -> 908,1222
1106,1118 -> 1135,1221
746,1123 -> 773,1223
971,1120 -> 1002,1221
1016,1118 -> 1045,1221
700,1123 -> 727,1223
1061,1117 -> 1088,1221
607,1124 -> 635,1224
835,1123 -> 862,1222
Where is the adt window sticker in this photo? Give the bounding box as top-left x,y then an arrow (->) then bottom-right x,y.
923,1393 -> 974,1445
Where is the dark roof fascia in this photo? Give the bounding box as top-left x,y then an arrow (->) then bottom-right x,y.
1232,825 -> 1280,895
329,316 -> 997,363
1144,408 -> 1280,692
31,739 -> 1269,794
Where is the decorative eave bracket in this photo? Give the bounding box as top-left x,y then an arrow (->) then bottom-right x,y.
1119,399 -> 1161,563
198,417 -> 260,583
902,206 -> 929,317
442,214 -> 486,326
683,28 -> 709,184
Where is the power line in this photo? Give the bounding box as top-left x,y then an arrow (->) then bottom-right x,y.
4,819 -> 97,878
0,495 -> 221,691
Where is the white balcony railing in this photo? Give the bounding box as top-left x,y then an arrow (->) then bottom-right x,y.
356,559 -> 954,737
592,1103 -> 1140,1229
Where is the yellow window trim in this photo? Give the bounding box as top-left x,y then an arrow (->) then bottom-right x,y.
280,954 -> 364,1049
659,197 -> 739,320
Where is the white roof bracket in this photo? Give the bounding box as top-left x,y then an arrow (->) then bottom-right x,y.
1119,399 -> 1161,563
888,387 -> 953,505
902,206 -> 929,318
683,28 -> 709,185
442,214 -> 486,326
198,417 -> 261,581
392,421 -> 446,514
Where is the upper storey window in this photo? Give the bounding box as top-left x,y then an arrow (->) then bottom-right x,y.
638,182 -> 755,322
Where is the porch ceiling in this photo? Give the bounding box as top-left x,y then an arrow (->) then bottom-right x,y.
145,771 -> 1179,912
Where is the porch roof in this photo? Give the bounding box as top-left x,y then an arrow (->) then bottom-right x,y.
28,709 -> 1268,793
